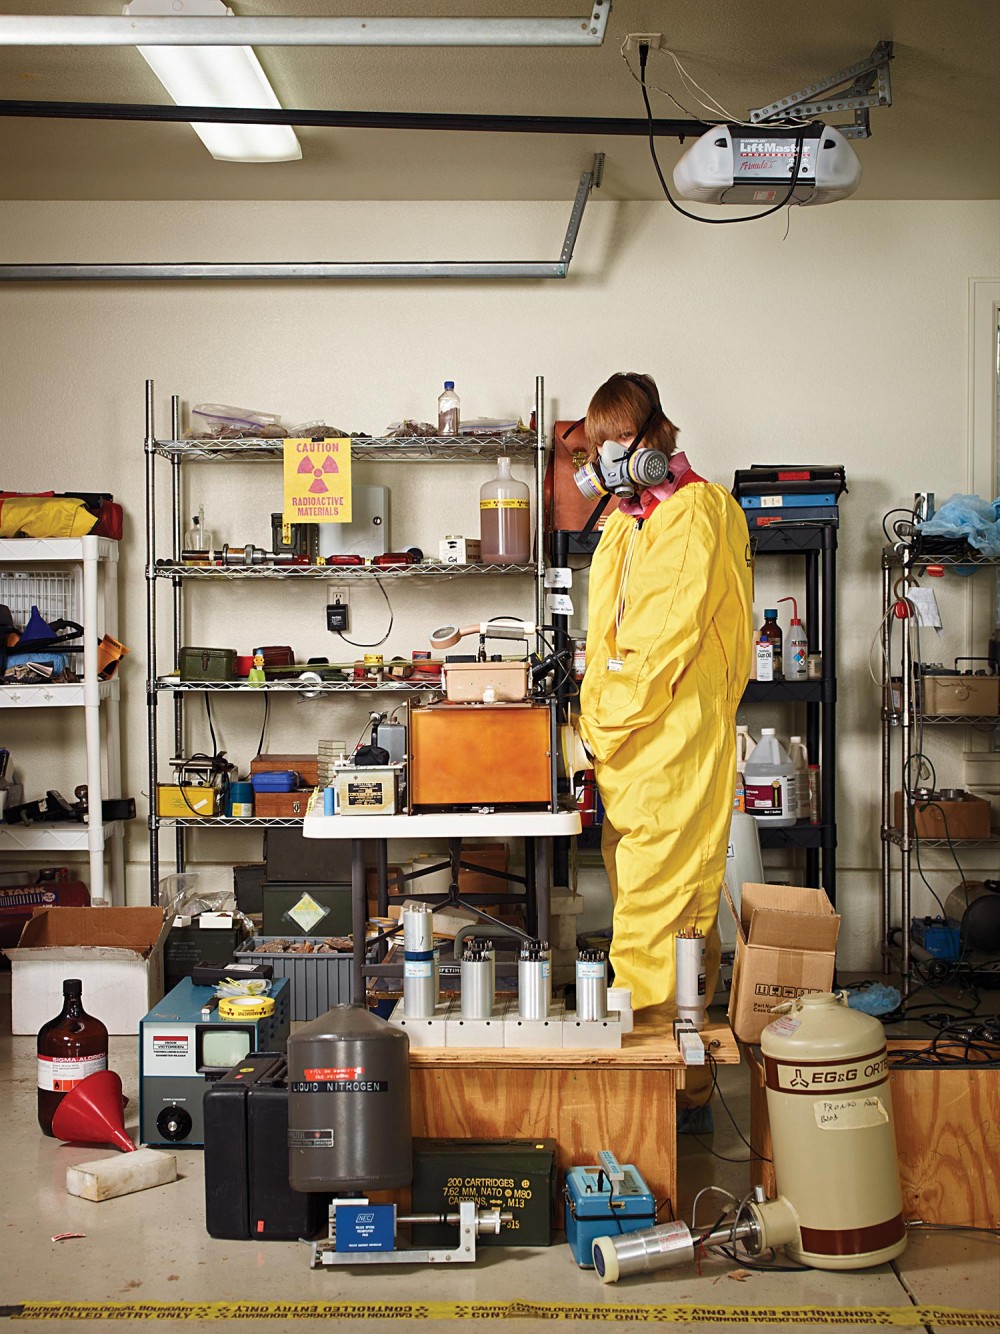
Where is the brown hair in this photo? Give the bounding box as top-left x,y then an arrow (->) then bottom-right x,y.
584,372 -> 679,462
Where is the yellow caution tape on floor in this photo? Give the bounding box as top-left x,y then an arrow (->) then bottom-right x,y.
4,1302 -> 996,1324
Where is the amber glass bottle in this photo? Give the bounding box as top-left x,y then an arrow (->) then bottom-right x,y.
37,978 -> 109,1136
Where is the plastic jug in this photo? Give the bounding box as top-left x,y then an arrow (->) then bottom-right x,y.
721,811 -> 765,951
736,725 -> 756,767
788,736 -> 810,820
743,728 -> 796,827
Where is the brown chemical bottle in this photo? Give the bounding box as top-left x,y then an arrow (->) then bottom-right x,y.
37,977 -> 109,1136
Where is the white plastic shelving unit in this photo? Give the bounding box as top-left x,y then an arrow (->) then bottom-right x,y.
0,535 -> 125,904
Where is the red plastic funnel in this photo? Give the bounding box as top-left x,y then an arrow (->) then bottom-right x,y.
51,1070 -> 136,1153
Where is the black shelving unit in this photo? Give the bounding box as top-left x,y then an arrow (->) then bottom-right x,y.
749,524 -> 838,903
550,520 -> 838,904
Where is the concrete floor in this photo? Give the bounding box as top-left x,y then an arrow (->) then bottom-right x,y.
2,985 -> 996,1333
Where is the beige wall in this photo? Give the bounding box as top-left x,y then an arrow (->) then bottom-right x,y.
1,198 -> 998,966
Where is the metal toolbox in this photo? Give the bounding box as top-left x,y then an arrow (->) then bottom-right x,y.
408,700 -> 556,812
335,765 -> 404,814
442,659 -> 530,703
919,672 -> 999,717
178,646 -> 236,681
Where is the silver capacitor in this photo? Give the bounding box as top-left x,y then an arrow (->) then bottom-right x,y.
576,948 -> 608,1021
402,902 -> 436,1019
460,939 -> 495,1019
675,929 -> 707,1031
518,939 -> 551,1020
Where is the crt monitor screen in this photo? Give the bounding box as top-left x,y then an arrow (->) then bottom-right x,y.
198,1026 -> 252,1071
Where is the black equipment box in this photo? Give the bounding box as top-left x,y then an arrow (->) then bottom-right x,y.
732,464 -> 847,499
204,1052 -> 328,1241
261,882 -> 352,937
265,828 -> 351,884
233,862 -> 267,915
164,921 -> 249,993
409,1138 -> 557,1248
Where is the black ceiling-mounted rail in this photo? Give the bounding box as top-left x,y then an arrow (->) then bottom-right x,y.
0,98 -> 711,140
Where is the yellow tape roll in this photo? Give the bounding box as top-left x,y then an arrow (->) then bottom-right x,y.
217,995 -> 275,1021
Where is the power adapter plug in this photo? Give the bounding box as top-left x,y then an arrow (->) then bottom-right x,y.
326,601 -> 349,633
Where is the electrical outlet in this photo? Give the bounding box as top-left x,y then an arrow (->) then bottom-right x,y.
328,586 -> 350,608
624,32 -> 664,52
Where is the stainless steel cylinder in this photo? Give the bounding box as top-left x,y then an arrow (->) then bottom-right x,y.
402,903 -> 436,1019
518,939 -> 551,1020
675,930 -> 707,1031
576,949 -> 608,1021
593,1220 -> 694,1282
460,941 -> 495,1019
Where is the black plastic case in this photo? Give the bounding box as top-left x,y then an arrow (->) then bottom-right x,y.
204,1052 -> 328,1241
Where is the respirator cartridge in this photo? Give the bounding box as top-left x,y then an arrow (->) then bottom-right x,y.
573,439 -> 670,500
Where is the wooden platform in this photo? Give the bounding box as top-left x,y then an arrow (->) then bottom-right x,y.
406,1015 -> 738,1215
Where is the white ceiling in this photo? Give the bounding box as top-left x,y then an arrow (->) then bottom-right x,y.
1,0 -> 998,202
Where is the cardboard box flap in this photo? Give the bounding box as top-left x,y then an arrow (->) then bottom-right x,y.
747,908 -> 840,952
7,907 -> 168,959
722,882 -> 747,944
740,882 -> 835,930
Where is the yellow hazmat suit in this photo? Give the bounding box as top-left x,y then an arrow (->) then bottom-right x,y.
578,472 -> 752,1015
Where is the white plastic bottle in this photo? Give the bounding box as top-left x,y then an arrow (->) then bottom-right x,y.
779,597 -> 808,681
437,380 -> 461,435
743,728 -> 796,828
788,736 -> 810,821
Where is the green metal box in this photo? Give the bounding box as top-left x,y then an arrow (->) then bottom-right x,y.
409,1138 -> 558,1248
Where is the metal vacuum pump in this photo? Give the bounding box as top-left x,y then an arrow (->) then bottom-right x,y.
593,993 -> 906,1281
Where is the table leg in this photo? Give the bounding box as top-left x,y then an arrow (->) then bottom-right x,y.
351,837 -> 366,1005
376,839 -> 389,916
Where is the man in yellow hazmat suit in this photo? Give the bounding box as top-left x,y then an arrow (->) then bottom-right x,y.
577,373 -> 753,1066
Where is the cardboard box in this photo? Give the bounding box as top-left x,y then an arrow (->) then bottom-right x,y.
892,791 -> 993,840
724,883 -> 839,1044
6,907 -> 171,1036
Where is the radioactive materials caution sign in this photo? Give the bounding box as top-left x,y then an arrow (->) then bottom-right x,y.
283,438 -> 352,524
2,1301 -> 995,1324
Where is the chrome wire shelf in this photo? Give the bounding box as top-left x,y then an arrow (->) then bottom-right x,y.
152,561 -> 535,580
882,546 -> 1000,569
884,827 -> 1000,850
152,434 -> 537,463
155,677 -> 441,694
155,816 -> 311,829
884,712 -> 1000,727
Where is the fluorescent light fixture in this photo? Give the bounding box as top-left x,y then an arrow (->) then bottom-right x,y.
2,7 -> 611,47
123,1 -> 301,163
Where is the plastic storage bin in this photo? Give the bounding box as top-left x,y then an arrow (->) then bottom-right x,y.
234,937 -> 355,1021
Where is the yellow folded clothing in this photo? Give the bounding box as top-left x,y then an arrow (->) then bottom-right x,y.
0,496 -> 97,539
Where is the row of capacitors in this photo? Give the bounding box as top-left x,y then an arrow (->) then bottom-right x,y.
401,902 -> 609,1021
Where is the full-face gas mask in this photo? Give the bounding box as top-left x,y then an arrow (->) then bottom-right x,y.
574,439 -> 670,500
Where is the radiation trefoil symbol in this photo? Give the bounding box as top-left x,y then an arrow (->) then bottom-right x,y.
298,452 -> 340,494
